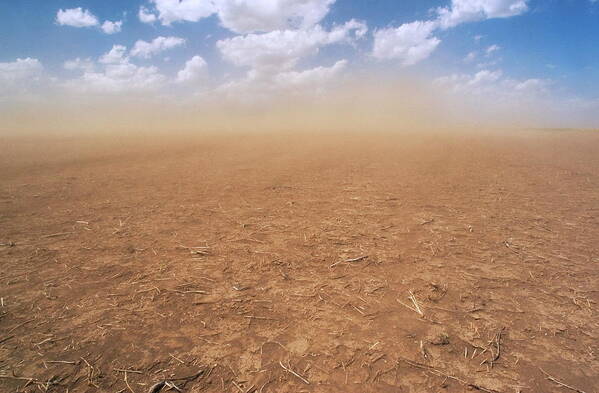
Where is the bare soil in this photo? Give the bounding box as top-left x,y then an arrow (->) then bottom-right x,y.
1,130 -> 598,393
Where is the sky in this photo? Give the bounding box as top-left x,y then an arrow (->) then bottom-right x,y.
1,0 -> 599,132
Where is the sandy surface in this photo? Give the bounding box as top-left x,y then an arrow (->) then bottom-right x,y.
1,130 -> 598,393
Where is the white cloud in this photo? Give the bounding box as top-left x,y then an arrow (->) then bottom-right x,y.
476,60 -> 499,68
144,0 -> 336,33
217,20 -> 366,72
177,55 -> 207,83
513,78 -> 550,93
56,8 -> 124,34
371,1 -> 527,66
327,19 -> 368,41
468,69 -> 502,86
218,30 -> 316,71
433,69 -> 561,126
486,44 -> 500,55
139,6 -> 158,23
216,0 -> 335,33
100,45 -> 129,64
130,36 -> 186,58
434,69 -> 548,96
372,21 -> 440,65
215,14 -> 363,99
464,51 -> 477,63
0,58 -> 45,100
435,69 -> 503,90
0,58 -> 43,83
72,64 -> 166,93
101,20 -> 122,34
151,0 -> 217,25
274,59 -> 347,89
65,46 -> 166,94
436,0 -> 529,29
64,58 -> 95,72
216,59 -> 347,100
56,8 -> 99,27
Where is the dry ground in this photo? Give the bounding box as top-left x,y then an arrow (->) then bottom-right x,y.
1,130 -> 598,393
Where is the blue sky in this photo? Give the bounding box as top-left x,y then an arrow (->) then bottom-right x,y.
1,0 -> 598,128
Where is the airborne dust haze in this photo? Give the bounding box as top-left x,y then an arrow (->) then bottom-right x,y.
0,71 -> 593,136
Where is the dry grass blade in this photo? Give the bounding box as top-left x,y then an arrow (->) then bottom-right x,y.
492,327 -> 505,362
345,255 -> 368,263
397,291 -> 424,316
408,290 -> 424,316
114,368 -> 143,374
0,335 -> 14,344
147,381 -> 165,393
279,361 -> 309,385
40,232 -> 74,239
539,368 -> 588,393
124,370 -> 135,393
330,255 -> 368,268
398,356 -> 500,393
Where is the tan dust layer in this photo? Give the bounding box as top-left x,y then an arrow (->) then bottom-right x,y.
1,130 -> 598,393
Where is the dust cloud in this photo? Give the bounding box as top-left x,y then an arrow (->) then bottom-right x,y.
0,72 -> 566,137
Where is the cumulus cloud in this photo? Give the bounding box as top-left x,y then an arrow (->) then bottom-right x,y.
139,6 -> 158,23
177,55 -> 207,83
142,0 -> 336,33
0,58 -> 43,83
433,68 -> 559,126
214,12 -> 364,100
434,69 -> 502,92
274,59 -> 347,89
64,58 -> 95,72
216,59 -> 347,100
56,8 -> 99,27
468,69 -> 503,86
433,68 -> 550,96
327,19 -> 368,41
101,20 -> 122,34
216,0 -> 335,33
65,46 -> 166,94
0,58 -> 45,100
130,36 -> 186,58
436,0 -> 529,29
56,8 -> 124,34
100,45 -> 129,64
372,1 -> 528,65
150,0 -> 217,25
217,20 -> 366,72
372,21 -> 440,65
72,64 -> 166,94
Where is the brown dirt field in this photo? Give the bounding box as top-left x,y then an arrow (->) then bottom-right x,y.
1,130 -> 598,393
